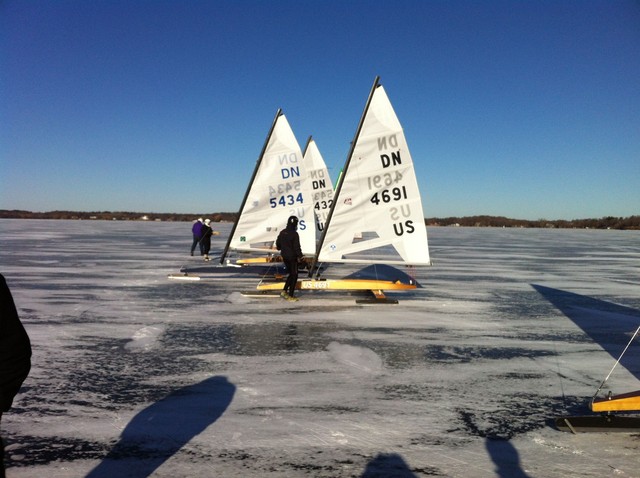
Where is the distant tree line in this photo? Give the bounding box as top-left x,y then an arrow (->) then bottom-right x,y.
426,215 -> 640,230
0,210 -> 238,222
1,210 -> 638,230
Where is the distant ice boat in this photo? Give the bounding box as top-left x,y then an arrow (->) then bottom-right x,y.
169,111 -> 329,280
222,109 -> 315,262
234,134 -> 334,266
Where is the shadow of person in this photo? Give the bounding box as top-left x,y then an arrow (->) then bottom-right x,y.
86,375 -> 235,478
485,438 -> 531,478
361,453 -> 418,477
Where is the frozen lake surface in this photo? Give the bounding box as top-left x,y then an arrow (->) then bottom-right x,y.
1,219 -> 639,477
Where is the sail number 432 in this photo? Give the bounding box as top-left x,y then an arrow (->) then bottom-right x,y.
270,193 -> 304,208
370,186 -> 408,205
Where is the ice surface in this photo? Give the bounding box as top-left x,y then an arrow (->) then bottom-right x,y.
1,219 -> 639,477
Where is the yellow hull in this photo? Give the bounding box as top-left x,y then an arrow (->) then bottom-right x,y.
256,278 -> 417,292
592,390 -> 640,412
236,256 -> 280,264
237,257 -> 267,264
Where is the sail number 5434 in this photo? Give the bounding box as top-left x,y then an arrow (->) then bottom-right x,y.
370,186 -> 408,206
270,193 -> 304,208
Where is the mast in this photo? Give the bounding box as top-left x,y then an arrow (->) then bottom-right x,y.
220,109 -> 283,264
309,76 -> 380,275
302,135 -> 313,157
334,167 -> 343,191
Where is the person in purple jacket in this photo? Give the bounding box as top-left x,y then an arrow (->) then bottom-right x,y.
190,218 -> 204,256
0,274 -> 31,477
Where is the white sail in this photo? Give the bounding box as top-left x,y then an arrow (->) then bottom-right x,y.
224,111 -> 315,258
303,138 -> 334,235
317,80 -> 430,266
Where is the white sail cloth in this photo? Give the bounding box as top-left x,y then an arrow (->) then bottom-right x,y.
227,112 -> 315,256
317,84 -> 430,266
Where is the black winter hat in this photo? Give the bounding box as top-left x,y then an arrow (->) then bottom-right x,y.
287,216 -> 298,226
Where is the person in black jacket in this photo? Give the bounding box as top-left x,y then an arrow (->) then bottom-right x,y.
275,216 -> 303,301
200,219 -> 219,261
0,274 -> 31,477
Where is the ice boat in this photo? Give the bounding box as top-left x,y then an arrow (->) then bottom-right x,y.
234,134 -> 334,266
556,326 -> 640,432
169,109 -> 314,281
254,76 -> 431,303
221,109 -> 315,262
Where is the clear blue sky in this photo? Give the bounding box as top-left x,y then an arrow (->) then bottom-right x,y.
2,0 -> 639,220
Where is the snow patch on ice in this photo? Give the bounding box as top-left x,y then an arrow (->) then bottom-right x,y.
239,386 -> 260,396
331,431 -> 349,444
124,325 -> 165,352
227,292 -> 252,304
227,292 -> 251,305
327,342 -> 383,374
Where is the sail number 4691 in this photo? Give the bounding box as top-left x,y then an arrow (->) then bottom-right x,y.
367,171 -> 403,189
370,186 -> 408,205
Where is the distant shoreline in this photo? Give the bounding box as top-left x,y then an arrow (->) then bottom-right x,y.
1,210 -> 638,230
